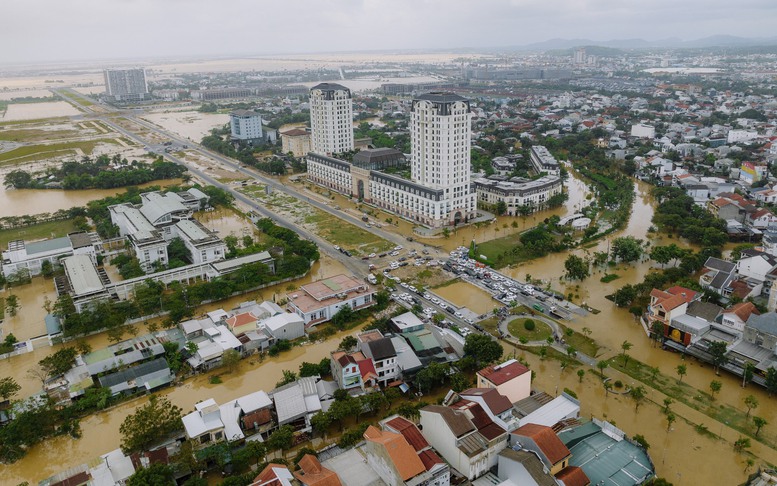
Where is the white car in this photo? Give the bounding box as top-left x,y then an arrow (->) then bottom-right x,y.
431,297 -> 440,305
455,311 -> 464,318
423,293 -> 432,300
394,246 -> 403,251
368,253 -> 376,258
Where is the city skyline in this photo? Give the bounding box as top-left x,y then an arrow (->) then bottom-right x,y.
2,0 -> 777,65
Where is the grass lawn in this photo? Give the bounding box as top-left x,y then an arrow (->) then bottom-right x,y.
0,128 -> 81,143
0,117 -> 71,127
0,219 -> 79,248
305,211 -> 392,255
508,317 -> 552,342
479,317 -> 499,335
559,323 -> 600,357
607,356 -> 774,449
62,91 -> 94,107
0,139 -> 118,165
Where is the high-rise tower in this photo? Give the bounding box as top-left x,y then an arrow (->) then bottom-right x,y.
309,83 -> 354,155
103,68 -> 148,102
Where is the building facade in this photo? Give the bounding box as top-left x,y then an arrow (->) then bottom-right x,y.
230,110 -> 264,143
103,68 -> 148,102
305,92 -> 477,229
529,146 -> 560,176
281,128 -> 311,157
473,175 -> 563,215
309,83 -> 354,155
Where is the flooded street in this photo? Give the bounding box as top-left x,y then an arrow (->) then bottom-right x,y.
141,111 -> 230,142
3,326 -> 353,484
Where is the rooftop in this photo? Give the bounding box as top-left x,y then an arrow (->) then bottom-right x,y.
364,425 -> 426,481
512,423 -> 570,466
62,254 -> 105,296
24,236 -> 72,256
478,359 -> 530,386
415,92 -> 467,103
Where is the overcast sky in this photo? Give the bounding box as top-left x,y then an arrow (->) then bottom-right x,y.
2,0 -> 776,65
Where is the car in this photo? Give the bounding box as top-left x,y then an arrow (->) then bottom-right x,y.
455,311 -> 463,318
368,253 -> 376,258
399,257 -> 407,262
532,303 -> 545,312
392,276 -> 401,283
422,249 -> 430,255
334,246 -> 341,251
431,297 -> 440,305
423,293 -> 431,300
465,318 -> 474,325
394,246 -> 403,251
343,251 -> 351,257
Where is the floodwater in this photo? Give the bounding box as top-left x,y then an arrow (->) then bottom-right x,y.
434,281 -> 497,315
195,207 -> 256,239
0,179 -> 183,218
1,101 -> 81,121
141,111 -> 230,142
3,325 -> 354,484
0,89 -> 54,101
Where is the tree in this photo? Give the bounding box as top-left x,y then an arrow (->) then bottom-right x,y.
5,294 -> 19,317
666,412 -> 676,430
753,416 -> 768,437
276,370 -> 298,387
120,396 -> 182,454
339,335 -> 358,351
743,362 -> 755,388
126,463 -> 176,486
675,364 -> 687,382
709,380 -> 722,400
577,369 -> 585,383
611,236 -> 643,263
581,327 -> 592,338
632,434 -> 650,450
708,341 -> 728,374
267,425 -> 295,455
620,340 -> 633,366
766,366 -> 777,396
0,376 -> 21,401
39,347 -> 78,378
106,325 -> 125,345
744,394 -> 759,419
630,385 -> 647,412
663,397 -> 674,414
564,254 -> 590,280
560,360 -> 569,374
463,334 -> 503,366
384,387 -> 401,407
650,321 -> 665,346
221,349 -> 241,373
603,381 -> 612,399
734,436 -> 751,452
331,305 -> 354,328
495,200 -> 507,216
596,360 -> 608,377
310,411 -> 332,437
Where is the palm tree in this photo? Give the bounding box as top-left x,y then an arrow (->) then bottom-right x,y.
620,340 -> 633,366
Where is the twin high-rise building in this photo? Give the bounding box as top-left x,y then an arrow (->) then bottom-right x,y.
103,68 -> 148,102
306,84 -> 476,228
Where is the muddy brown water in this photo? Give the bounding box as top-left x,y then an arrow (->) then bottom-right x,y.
0,179 -> 183,218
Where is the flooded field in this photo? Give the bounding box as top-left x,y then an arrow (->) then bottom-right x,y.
0,89 -> 54,101
433,281 -> 497,315
141,110 -> 230,141
195,207 -> 256,239
0,179 -> 183,218
1,101 -> 81,121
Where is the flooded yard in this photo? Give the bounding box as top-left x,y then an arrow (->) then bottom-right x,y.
433,280 -> 497,315
142,110 -> 230,141
1,101 -> 81,121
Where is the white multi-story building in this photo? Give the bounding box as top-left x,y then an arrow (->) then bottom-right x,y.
529,146 -> 560,176
473,175 -> 563,215
230,110 -> 264,143
309,83 -> 354,155
630,123 -> 656,139
103,68 -> 148,102
305,92 -> 477,228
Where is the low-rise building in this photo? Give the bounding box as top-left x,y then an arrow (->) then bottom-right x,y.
510,424 -> 571,475
529,146 -> 560,176
1,232 -> 97,278
287,274 -> 377,327
476,359 -> 532,404
281,128 -> 312,157
419,404 -> 508,480
473,175 -> 563,215
230,110 -> 264,144
358,330 -> 398,387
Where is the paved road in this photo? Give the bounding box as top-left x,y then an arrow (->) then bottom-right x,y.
499,313 -> 597,366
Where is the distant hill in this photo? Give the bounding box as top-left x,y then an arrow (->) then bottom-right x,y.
510,35 -> 777,52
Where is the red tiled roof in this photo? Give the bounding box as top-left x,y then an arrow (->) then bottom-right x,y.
363,426 -> 425,481
51,471 -> 90,486
418,449 -> 444,471
512,423 -> 570,466
226,312 -> 257,329
461,388 -> 513,415
281,128 -> 309,137
242,409 -> 273,429
478,361 -> 530,386
385,416 -> 429,452
726,302 -> 759,322
293,454 -> 342,486
253,463 -> 290,486
357,358 -> 378,382
555,465 -> 590,486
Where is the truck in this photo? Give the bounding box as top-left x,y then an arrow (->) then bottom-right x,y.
532,303 -> 545,313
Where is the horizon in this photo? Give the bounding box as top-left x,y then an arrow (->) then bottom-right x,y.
2,0 -> 776,66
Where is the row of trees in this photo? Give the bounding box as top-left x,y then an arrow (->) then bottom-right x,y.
5,156 -> 188,190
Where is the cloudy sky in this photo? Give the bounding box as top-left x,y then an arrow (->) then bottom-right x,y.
2,0 -> 776,65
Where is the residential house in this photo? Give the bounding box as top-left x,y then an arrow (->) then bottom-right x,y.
720,302 -> 759,336
293,454 -> 343,486
182,391 -> 275,446
476,359 -> 532,404
250,462 -> 296,486
287,274 -> 377,327
380,415 -> 450,486
510,424 -> 571,475
182,399 -> 227,446
419,404 -> 508,480
512,392 -> 581,429
744,313 -> 777,354
495,448 -> 580,486
748,208 -> 777,229
186,325 -> 243,370
558,419 -> 654,486
270,376 -> 323,432
330,350 -> 379,392
736,249 -> 777,296
358,330 -> 398,387
390,335 -> 423,378
362,425 -> 432,486
700,258 -> 737,296
456,388 -> 519,431
391,312 -> 426,334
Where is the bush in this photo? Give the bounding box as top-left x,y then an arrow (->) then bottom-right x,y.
614,380 -> 623,389
563,388 -> 578,399
523,319 -> 536,331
